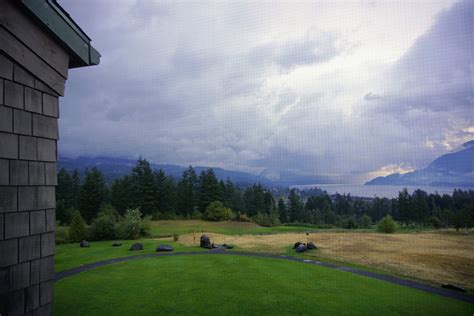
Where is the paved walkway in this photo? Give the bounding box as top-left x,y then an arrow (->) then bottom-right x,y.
54,250 -> 474,304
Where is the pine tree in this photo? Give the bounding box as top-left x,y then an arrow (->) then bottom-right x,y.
197,169 -> 221,212
111,176 -> 133,214
57,168 -> 73,205
288,189 -> 304,223
398,189 -> 411,226
78,168 -> 108,223
177,166 -> 198,217
155,169 -> 176,215
277,198 -> 288,223
130,158 -> 157,215
71,169 -> 81,209
69,211 -> 86,242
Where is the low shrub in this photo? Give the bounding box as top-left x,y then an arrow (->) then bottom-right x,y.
89,204 -> 119,240
55,226 -> 70,244
205,201 -> 232,221
253,212 -> 281,227
69,211 -> 87,242
115,208 -> 151,240
234,212 -> 251,222
377,215 -> 396,233
358,214 -> 373,229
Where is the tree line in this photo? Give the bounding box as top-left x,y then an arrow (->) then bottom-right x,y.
57,158 -> 474,230
57,158 -> 277,225
279,188 -> 474,230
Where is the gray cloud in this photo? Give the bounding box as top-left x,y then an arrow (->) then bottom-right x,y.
58,0 -> 472,183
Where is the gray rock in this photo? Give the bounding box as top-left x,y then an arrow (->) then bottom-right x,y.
441,284 -> 466,292
307,242 -> 317,250
130,243 -> 143,251
156,245 -> 174,252
223,243 -> 234,249
293,242 -> 303,249
296,244 -> 307,253
80,240 -> 90,248
200,234 -> 211,248
112,242 -> 122,247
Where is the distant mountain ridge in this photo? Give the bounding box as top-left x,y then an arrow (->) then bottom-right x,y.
58,156 -> 277,187
366,141 -> 474,187
58,156 -> 342,188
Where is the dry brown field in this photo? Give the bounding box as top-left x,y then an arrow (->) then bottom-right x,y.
179,231 -> 474,289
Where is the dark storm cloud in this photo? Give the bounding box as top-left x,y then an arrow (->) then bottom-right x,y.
58,0 -> 472,182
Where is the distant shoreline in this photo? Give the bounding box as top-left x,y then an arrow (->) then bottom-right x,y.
292,184 -> 474,198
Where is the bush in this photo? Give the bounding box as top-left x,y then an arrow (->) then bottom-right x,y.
341,217 -> 357,229
69,211 -> 87,242
115,208 -> 151,240
205,201 -> 232,221
430,216 -> 442,229
377,215 -> 396,233
359,214 -> 372,229
55,226 -> 70,244
234,212 -> 251,222
89,204 -> 119,240
253,211 -> 281,227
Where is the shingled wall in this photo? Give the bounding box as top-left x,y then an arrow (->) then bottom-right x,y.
0,1 -> 71,314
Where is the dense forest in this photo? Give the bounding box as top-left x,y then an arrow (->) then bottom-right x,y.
57,158 -> 474,230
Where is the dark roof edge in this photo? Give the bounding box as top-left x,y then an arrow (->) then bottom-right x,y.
20,0 -> 101,68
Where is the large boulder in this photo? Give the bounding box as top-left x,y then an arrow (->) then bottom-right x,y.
200,234 -> 211,248
156,245 -> 174,252
130,243 -> 144,251
307,242 -> 317,250
80,240 -> 90,248
112,242 -> 122,247
296,244 -> 307,253
293,242 -> 303,249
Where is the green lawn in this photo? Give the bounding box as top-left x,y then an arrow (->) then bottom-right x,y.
150,220 -> 328,236
55,239 -> 202,272
54,255 -> 473,316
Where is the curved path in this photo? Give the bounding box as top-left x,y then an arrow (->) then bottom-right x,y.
54,250 -> 474,304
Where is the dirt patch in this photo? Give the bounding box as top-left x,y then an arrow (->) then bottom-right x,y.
180,232 -> 474,289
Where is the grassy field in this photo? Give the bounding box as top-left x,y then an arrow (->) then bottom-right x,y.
149,220 -> 323,236
55,239 -> 202,272
54,255 -> 473,316
179,231 -> 474,290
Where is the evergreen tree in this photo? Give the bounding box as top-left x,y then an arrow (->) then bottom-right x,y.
277,198 -> 288,223
398,189 -> 411,226
71,169 -> 81,209
78,168 -> 108,223
69,211 -> 86,242
155,169 -> 177,215
57,169 -> 73,206
176,166 -> 198,217
111,176 -> 133,214
130,158 -> 157,215
197,169 -> 221,212
288,189 -> 304,222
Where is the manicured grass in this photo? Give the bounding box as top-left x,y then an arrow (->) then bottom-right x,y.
54,255 -> 473,316
55,239 -> 202,272
150,220 -> 323,236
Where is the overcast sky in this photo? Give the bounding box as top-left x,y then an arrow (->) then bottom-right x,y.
59,0 -> 473,183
